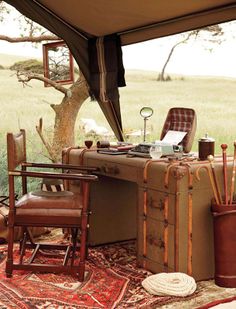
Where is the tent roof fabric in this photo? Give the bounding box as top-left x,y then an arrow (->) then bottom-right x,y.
38,0 -> 236,44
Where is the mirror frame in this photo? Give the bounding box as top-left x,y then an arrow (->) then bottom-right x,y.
140,106 -> 154,119
42,40 -> 74,87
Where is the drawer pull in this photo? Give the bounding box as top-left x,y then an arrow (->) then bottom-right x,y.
147,235 -> 165,249
101,165 -> 119,175
149,197 -> 164,211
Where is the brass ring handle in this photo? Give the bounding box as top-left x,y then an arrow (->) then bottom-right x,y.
148,197 -> 164,211
147,235 -> 165,249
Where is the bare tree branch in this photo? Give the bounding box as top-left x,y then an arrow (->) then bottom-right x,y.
0,34 -> 60,43
158,32 -> 195,81
0,3 -> 89,162
36,118 -> 57,163
158,26 -> 224,81
16,71 -> 68,95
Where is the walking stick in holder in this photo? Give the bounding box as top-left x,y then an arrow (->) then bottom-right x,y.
221,144 -> 228,205
229,141 -> 236,205
208,155 -> 222,205
196,165 -> 220,206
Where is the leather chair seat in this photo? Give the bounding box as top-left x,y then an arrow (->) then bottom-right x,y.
15,193 -> 82,226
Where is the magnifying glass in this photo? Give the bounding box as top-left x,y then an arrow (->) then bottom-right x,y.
140,107 -> 153,142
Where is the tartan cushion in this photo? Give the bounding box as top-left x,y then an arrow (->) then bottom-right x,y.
171,121 -> 192,132
161,108 -> 196,151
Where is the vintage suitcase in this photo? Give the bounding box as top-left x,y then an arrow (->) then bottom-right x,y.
137,158 -> 234,281
63,147 -> 232,281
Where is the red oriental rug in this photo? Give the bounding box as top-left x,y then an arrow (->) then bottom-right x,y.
198,296 -> 236,308
0,237 -> 197,309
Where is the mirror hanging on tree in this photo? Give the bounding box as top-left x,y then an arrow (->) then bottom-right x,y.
42,41 -> 75,87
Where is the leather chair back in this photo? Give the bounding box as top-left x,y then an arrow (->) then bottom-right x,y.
160,107 -> 197,153
7,129 -> 26,170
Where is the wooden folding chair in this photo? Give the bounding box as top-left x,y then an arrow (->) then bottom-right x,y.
5,129 -> 98,281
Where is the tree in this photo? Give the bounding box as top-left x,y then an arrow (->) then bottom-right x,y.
157,25 -> 224,81
0,1 -> 89,162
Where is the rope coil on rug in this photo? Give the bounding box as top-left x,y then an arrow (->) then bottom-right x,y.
142,272 -> 197,297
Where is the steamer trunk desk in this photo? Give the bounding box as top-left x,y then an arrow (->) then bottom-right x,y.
63,148 -> 232,281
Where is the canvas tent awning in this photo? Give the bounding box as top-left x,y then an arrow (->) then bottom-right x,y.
4,0 -> 236,140
33,0 -> 236,45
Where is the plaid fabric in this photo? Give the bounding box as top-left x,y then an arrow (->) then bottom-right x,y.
160,108 -> 196,150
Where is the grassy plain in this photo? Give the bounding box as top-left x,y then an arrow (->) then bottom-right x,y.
0,68 -> 236,150
0,53 -> 236,193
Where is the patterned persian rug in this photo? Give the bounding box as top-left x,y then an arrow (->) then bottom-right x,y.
0,232 -> 235,308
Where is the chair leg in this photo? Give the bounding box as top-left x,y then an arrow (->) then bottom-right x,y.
78,261 -> 85,282
19,230 -> 27,264
26,228 -> 36,245
5,225 -> 14,278
63,245 -> 71,266
78,210 -> 89,281
70,228 -> 78,267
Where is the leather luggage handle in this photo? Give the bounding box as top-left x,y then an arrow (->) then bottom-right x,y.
100,165 -> 119,175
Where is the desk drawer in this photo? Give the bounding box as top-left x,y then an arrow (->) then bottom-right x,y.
138,188 -> 175,224
87,158 -> 138,182
137,216 -> 175,270
137,256 -> 174,273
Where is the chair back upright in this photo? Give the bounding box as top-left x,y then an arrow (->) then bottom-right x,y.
160,107 -> 197,153
7,129 -> 26,170
7,129 -> 27,196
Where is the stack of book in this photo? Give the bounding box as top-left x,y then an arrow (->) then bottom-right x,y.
97,143 -> 135,155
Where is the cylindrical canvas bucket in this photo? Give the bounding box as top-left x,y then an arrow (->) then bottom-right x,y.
212,203 -> 236,287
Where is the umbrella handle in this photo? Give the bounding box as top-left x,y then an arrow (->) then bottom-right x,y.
196,165 -> 220,205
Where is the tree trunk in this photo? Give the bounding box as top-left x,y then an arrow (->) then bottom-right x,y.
158,45 -> 175,81
158,32 -> 193,81
50,75 -> 89,162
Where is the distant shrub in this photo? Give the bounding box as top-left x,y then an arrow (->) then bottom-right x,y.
165,75 -> 171,81
10,59 -> 43,74
157,73 -> 172,81
0,64 -> 5,70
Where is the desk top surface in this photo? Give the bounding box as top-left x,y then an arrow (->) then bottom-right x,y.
65,148 -> 234,194
69,148 -> 232,168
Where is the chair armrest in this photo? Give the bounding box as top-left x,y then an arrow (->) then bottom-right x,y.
8,170 -> 98,182
22,162 -> 99,172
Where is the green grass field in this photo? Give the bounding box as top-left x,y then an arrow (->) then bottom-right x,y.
0,53 -> 236,193
0,68 -> 236,151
